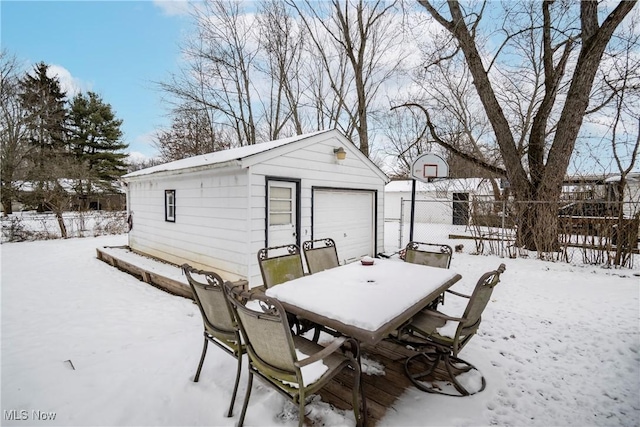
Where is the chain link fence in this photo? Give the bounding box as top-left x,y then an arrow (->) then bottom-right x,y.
1,211 -> 128,242
384,198 -> 639,268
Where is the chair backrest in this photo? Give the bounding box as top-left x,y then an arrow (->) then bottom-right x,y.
223,284 -> 300,384
302,238 -> 339,274
181,264 -> 237,339
257,244 -> 305,288
404,241 -> 453,269
455,263 -> 506,352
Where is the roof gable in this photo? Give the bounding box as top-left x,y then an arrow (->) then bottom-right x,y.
124,130 -> 331,179
124,129 -> 388,182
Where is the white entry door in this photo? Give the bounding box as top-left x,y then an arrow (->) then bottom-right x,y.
267,181 -> 297,247
314,189 -> 375,264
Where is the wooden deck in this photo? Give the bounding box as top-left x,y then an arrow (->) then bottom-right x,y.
317,339 -> 441,426
96,246 -> 447,426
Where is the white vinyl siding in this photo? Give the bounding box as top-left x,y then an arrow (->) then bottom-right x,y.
127,168 -> 250,281
126,130 -> 388,288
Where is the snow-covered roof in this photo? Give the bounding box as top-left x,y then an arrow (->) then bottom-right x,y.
124,130 -> 331,179
385,178 -> 488,193
15,179 -> 124,194
605,172 -> 640,183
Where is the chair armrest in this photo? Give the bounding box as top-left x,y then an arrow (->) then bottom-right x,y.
445,289 -> 471,299
296,337 -> 347,367
421,309 -> 466,323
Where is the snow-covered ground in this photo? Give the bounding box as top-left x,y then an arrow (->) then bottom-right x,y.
1,234 -> 639,426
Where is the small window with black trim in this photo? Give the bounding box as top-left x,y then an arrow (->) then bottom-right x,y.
165,190 -> 176,222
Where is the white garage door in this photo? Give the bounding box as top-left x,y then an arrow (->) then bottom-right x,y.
313,189 -> 375,264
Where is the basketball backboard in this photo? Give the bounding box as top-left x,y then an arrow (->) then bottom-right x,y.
411,153 -> 449,182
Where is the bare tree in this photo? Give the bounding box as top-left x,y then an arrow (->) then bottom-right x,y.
159,0 -> 315,150
598,20 -> 640,266
153,106 -> 232,162
391,53 -> 503,196
380,106 -> 436,178
288,0 -> 407,156
0,50 -> 30,215
407,1 -> 637,254
160,0 -> 260,145
257,0 -> 307,138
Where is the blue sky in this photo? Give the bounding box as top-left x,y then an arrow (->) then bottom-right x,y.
1,0 -> 190,160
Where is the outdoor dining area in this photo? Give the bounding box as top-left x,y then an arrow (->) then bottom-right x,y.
181,238 -> 506,427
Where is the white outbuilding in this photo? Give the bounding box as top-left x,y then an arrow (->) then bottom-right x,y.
384,178 -> 494,225
123,129 -> 389,287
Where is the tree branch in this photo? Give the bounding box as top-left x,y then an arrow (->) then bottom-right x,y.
391,102 -> 507,177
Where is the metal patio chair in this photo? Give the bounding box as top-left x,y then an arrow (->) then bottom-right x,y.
403,241 -> 453,269
402,263 -> 506,396
223,283 -> 365,427
181,264 -> 244,417
257,244 -> 305,288
302,238 -> 340,274
257,244 -> 314,336
403,241 -> 453,309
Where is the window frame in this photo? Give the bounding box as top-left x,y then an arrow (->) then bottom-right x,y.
165,190 -> 176,222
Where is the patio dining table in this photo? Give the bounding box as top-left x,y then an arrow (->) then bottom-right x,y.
264,258 -> 462,346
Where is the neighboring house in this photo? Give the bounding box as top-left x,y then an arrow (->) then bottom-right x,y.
560,173 -> 640,218
123,129 -> 389,287
604,173 -> 640,218
384,178 -> 494,225
6,180 -> 125,213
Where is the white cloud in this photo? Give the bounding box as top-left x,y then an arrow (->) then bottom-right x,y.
153,0 -> 191,16
124,130 -> 161,161
127,151 -> 151,164
46,64 -> 89,98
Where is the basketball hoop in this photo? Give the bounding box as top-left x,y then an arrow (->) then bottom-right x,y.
411,153 -> 449,182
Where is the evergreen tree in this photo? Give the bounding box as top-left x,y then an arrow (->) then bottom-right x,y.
18,62 -> 69,216
68,91 -> 128,206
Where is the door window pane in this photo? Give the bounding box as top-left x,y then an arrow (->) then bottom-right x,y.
270,200 -> 292,212
269,212 -> 292,225
270,187 -> 291,199
269,185 -> 293,226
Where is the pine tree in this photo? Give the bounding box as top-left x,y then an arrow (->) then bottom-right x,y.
18,62 -> 69,218
68,91 -> 128,207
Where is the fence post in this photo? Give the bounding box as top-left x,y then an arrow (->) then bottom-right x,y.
409,179 -> 417,243
399,197 -> 404,249
501,198 -> 506,258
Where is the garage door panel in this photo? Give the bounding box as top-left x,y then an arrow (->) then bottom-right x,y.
314,190 -> 374,264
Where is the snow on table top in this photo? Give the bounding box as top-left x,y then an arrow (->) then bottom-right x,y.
265,258 -> 458,332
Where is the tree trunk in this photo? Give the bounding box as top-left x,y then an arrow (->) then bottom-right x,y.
55,211 -> 68,239
1,184 -> 13,215
2,198 -> 13,215
515,196 -> 560,254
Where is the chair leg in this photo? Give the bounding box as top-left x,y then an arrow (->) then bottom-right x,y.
351,362 -> 366,427
194,336 -> 209,382
404,350 -> 486,397
226,352 -> 243,417
297,393 -> 306,427
405,352 -> 441,385
443,354 -> 486,396
237,371 -> 254,427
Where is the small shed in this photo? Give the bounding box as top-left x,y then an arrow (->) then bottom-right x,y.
384,178 -> 493,225
123,129 -> 389,287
